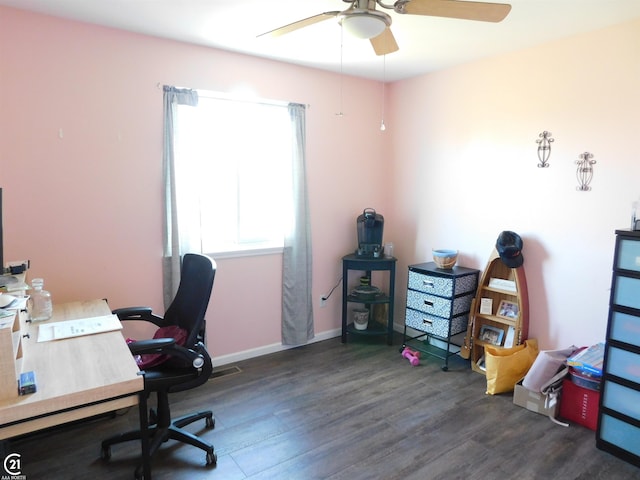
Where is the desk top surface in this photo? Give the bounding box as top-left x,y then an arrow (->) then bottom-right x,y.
0,299 -> 142,427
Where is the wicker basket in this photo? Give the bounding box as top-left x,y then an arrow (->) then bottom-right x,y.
432,249 -> 458,269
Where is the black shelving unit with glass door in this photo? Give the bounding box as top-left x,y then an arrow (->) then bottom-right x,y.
597,229 -> 640,467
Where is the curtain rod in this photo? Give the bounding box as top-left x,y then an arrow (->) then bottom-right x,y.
158,83 -> 310,109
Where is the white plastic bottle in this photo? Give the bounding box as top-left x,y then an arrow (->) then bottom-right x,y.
30,278 -> 52,321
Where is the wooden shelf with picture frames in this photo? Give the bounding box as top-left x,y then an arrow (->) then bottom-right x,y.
464,249 -> 529,375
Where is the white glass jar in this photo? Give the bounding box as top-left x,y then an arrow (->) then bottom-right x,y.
29,278 -> 53,321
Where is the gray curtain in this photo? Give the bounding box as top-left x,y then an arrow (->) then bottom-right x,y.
282,103 -> 314,345
162,85 -> 199,309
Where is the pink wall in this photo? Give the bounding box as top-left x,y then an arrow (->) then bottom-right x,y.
387,18 -> 640,349
3,5 -> 637,361
0,7 -> 392,361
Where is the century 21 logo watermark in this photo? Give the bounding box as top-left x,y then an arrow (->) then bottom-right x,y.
2,452 -> 27,479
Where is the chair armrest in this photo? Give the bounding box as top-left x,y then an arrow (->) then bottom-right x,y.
163,343 -> 207,368
127,337 -> 175,355
113,306 -> 164,327
128,338 -> 207,371
168,342 -> 213,393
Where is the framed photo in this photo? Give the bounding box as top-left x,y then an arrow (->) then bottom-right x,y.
479,324 -> 504,346
497,300 -> 519,320
480,297 -> 493,315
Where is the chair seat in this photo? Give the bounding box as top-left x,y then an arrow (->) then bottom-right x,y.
142,367 -> 201,390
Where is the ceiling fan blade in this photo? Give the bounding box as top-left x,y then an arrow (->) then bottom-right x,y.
370,28 -> 399,56
397,0 -> 511,23
257,11 -> 340,38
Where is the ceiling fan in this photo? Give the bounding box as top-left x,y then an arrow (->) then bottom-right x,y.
258,0 -> 511,56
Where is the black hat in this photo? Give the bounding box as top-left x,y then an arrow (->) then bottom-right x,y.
496,231 -> 524,268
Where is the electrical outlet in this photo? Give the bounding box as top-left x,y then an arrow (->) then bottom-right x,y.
319,296 -> 327,308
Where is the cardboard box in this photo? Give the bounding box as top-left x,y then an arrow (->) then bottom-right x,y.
559,378 -> 600,430
513,380 -> 559,417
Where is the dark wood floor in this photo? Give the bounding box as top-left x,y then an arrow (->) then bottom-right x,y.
11,334 -> 640,479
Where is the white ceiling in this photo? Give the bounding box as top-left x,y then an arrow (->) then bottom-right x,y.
2,0 -> 640,82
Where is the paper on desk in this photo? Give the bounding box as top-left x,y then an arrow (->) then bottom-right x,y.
37,314 -> 122,342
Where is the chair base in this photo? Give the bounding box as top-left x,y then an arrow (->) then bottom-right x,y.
101,409 -> 216,476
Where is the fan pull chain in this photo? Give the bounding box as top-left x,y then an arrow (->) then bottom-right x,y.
336,24 -> 344,117
380,53 -> 386,131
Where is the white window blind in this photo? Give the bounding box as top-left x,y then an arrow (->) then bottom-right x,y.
174,95 -> 293,255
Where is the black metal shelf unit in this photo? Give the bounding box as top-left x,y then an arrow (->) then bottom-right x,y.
341,254 -> 397,345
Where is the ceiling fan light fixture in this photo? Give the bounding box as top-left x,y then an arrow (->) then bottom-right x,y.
340,10 -> 390,39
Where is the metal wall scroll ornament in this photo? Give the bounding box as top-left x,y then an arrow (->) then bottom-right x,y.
536,131 -> 554,168
576,152 -> 596,191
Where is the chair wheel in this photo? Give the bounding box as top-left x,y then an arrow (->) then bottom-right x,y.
100,446 -> 111,461
206,451 -> 217,466
206,416 -> 215,428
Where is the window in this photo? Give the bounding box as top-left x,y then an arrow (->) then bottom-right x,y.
173,94 -> 293,255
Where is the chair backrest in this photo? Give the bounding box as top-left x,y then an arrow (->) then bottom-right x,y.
163,253 -> 216,348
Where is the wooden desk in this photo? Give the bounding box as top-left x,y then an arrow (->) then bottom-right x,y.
0,299 -> 142,438
0,299 -> 149,478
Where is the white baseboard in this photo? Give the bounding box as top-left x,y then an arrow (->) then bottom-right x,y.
213,323 -> 410,369
212,328 -> 342,368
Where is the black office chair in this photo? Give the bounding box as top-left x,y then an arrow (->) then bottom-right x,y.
101,253 -> 217,474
